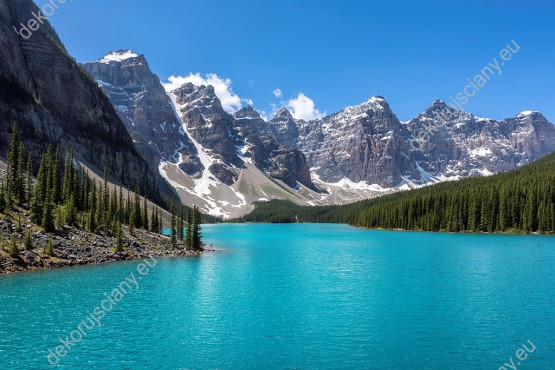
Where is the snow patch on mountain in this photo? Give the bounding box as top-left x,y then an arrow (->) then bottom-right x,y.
469,148 -> 493,157
98,50 -> 139,64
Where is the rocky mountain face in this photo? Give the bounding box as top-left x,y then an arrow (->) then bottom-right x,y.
81,51 -> 201,174
234,107 -> 314,189
0,0 -> 164,200
233,106 -> 273,137
157,82 -> 320,217
404,100 -> 555,179
172,83 -> 244,185
270,108 -> 300,148
82,50 -> 319,217
169,82 -> 315,188
265,98 -> 555,191
291,97 -> 420,187
82,49 -> 555,217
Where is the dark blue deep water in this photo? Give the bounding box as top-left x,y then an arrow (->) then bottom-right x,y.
1,224 -> 554,369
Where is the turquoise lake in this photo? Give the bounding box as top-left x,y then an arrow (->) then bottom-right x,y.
1,224 -> 554,369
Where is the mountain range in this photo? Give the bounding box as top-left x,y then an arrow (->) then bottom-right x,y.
82,50 -> 555,218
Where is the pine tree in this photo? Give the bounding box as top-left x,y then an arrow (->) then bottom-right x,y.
65,195 -> 77,226
16,215 -> 22,233
26,154 -> 33,205
178,210 -> 184,240
133,185 -> 141,229
9,234 -> 19,257
95,179 -> 104,230
42,188 -> 55,232
62,147 -> 75,203
110,188 -> 117,227
0,180 -> 6,213
41,146 -> 55,232
81,167 -> 90,212
90,178 -> 97,223
115,219 -> 123,252
17,142 -> 26,203
72,164 -> 81,212
103,166 -> 110,229
30,155 -> 46,224
54,205 -> 64,230
52,146 -> 62,204
142,196 -> 148,230
87,209 -> 96,232
46,237 -> 54,257
185,208 -> 193,251
24,228 -> 32,251
192,206 -> 203,251
150,206 -> 156,232
118,186 -> 124,223
170,205 -> 177,247
128,200 -> 135,236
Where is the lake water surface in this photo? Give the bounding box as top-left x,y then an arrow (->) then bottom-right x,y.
1,224 -> 554,369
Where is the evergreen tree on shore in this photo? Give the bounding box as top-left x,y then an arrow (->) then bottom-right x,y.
133,185 -> 141,229
185,208 -> 193,251
170,204 -> 177,247
118,186 -> 124,223
24,228 -> 32,251
2,135 -> 196,249
142,196 -> 148,230
52,146 -> 62,205
25,154 -> 33,205
0,180 -> 6,213
149,206 -> 156,232
177,210 -> 184,241
9,234 -> 18,257
192,205 -> 203,251
46,237 -> 54,257
17,142 -> 26,203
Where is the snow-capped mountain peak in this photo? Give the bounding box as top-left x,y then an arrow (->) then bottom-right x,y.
364,95 -> 387,106
517,110 -> 542,118
98,50 -> 140,64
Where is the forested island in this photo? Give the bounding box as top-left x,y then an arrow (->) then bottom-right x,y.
237,151 -> 555,235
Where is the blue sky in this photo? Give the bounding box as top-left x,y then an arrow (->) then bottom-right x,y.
35,0 -> 555,122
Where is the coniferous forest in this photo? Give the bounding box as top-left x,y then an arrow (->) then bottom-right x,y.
0,125 -> 204,256
239,151 -> 555,234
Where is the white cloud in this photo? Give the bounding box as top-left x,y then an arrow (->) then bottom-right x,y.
287,93 -> 325,121
163,73 -> 249,113
273,88 -> 283,98
259,110 -> 270,122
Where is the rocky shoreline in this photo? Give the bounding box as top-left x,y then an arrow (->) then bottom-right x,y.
0,217 -> 212,274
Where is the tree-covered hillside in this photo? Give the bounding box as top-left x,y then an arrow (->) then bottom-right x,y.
238,152 -> 555,234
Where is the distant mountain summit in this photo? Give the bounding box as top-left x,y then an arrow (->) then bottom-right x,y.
97,50 -> 140,64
